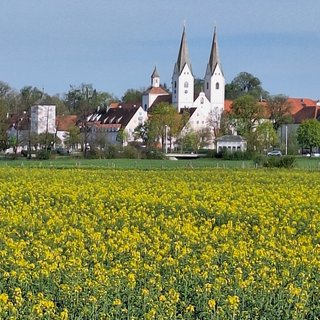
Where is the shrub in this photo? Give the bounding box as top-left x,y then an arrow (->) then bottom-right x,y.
121,145 -> 140,159
36,150 -> 51,160
215,150 -> 257,160
259,155 -> 296,168
145,148 -> 164,159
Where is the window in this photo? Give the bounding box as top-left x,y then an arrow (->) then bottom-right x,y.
216,82 -> 219,90
174,81 -> 177,88
184,81 -> 188,88
184,90 -> 188,94
206,82 -> 209,90
200,97 -> 204,104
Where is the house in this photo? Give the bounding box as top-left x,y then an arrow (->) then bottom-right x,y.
85,104 -> 148,146
216,135 -> 247,152
56,115 -> 78,147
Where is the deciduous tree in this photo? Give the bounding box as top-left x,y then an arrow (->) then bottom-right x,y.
229,95 -> 264,137
267,95 -> 293,131
297,119 -> 320,153
225,72 -> 268,100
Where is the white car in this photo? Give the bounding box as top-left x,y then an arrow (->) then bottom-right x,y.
267,150 -> 282,156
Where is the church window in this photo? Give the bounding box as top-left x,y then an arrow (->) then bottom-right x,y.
206,82 -> 209,90
200,97 -> 204,104
184,90 -> 188,94
216,82 -> 219,90
174,81 -> 177,88
184,81 -> 188,88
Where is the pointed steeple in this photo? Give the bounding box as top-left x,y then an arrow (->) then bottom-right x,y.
175,26 -> 192,75
207,27 -> 223,76
151,66 -> 159,78
151,66 -> 160,87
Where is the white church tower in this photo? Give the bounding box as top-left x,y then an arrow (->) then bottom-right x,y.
172,27 -> 194,112
142,66 -> 170,111
204,27 -> 225,114
151,66 -> 160,88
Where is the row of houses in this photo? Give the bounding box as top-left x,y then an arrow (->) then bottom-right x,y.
5,95 -> 320,153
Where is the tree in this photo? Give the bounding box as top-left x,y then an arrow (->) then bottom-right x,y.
206,107 -> 223,139
0,98 -> 9,150
297,119 -> 320,153
148,102 -> 184,151
0,81 -> 12,99
267,95 -> 293,131
229,95 -> 264,138
253,121 -> 278,153
121,89 -> 143,104
64,125 -> 81,150
225,72 -> 268,100
194,78 -> 204,97
18,86 -> 44,111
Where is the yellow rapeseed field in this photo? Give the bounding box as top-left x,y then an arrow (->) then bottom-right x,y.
0,168 -> 319,319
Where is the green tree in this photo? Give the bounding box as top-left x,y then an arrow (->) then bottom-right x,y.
121,89 -> 143,104
148,102 -> 184,151
0,98 -> 9,150
254,121 -> 278,153
225,72 -> 268,100
194,78 -> 204,97
229,95 -> 264,138
64,125 -> 81,150
267,95 -> 293,131
18,86 -> 44,111
116,128 -> 129,147
297,119 -> 320,153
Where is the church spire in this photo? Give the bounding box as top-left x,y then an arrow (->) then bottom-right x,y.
208,26 -> 223,76
175,26 -> 192,75
151,66 -> 160,87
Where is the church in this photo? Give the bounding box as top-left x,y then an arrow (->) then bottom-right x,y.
142,26 -> 225,142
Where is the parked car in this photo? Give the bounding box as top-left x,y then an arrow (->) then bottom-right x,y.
267,150 -> 282,156
55,147 -> 70,155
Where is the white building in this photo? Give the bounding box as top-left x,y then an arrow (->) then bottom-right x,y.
86,104 -> 148,146
30,104 -> 56,135
143,27 -> 225,148
216,135 -> 247,152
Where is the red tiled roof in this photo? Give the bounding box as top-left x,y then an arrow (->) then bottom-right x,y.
56,115 -> 77,131
224,100 -> 233,112
287,98 -> 317,114
143,85 -> 169,95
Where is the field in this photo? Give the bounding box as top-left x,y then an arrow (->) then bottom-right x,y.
1,156 -> 320,170
0,167 -> 319,319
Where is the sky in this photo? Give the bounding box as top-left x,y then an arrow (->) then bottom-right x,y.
1,0 -> 320,100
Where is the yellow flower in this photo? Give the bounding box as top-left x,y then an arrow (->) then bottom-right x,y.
112,298 -> 122,306
208,299 -> 216,310
186,304 -> 195,313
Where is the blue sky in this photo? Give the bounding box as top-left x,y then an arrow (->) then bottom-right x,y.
1,0 -> 319,100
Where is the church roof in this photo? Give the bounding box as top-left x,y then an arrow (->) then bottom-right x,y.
143,86 -> 169,95
151,66 -> 159,78
207,27 -> 223,76
175,26 -> 192,75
